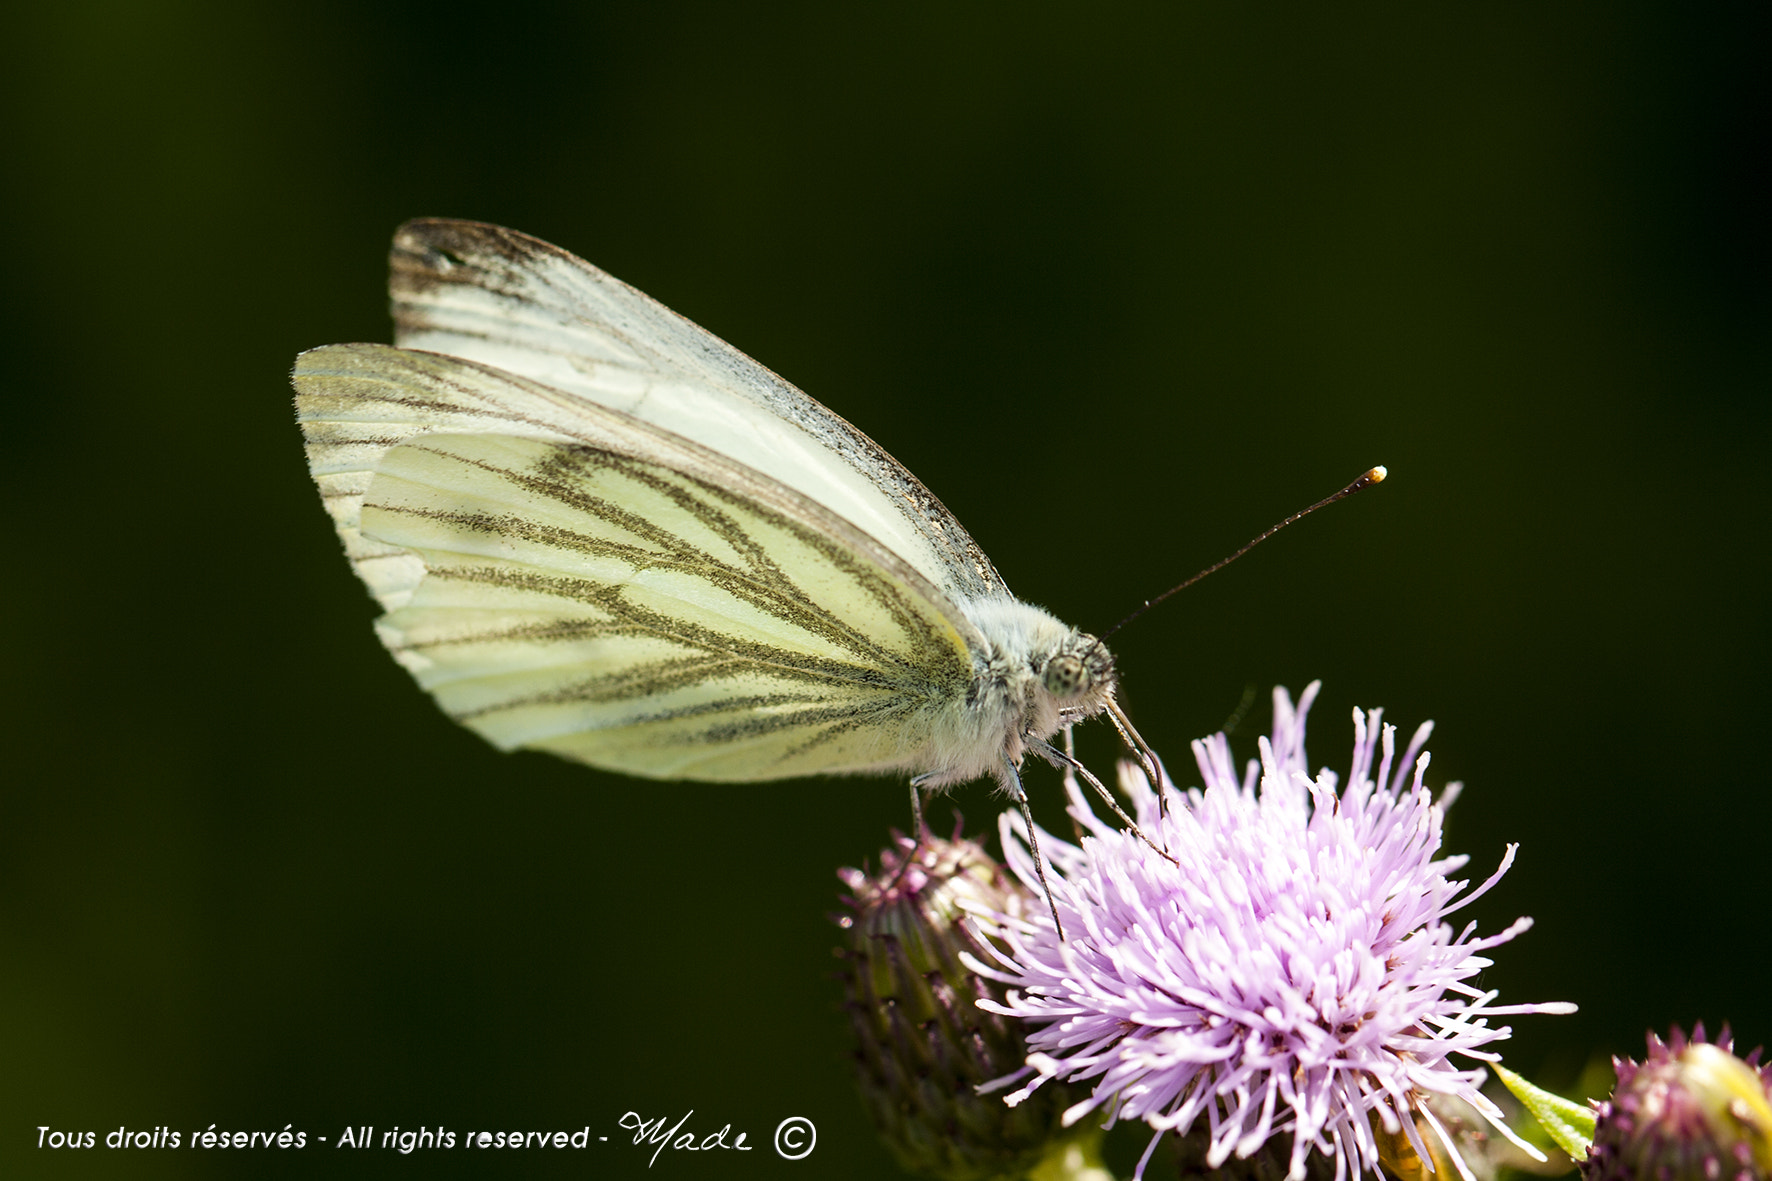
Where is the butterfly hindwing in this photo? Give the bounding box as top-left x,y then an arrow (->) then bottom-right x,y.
296,343 -> 976,782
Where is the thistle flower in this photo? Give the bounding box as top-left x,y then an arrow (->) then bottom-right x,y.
970,683 -> 1574,1181
1583,1024 -> 1772,1181
835,829 -> 1108,1181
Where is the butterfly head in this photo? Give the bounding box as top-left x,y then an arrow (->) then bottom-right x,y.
1039,631 -> 1117,723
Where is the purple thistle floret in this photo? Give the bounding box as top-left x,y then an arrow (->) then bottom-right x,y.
967,683 -> 1574,1181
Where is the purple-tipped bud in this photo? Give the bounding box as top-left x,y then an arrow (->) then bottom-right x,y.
835,830 -> 1101,1181
1583,1024 -> 1772,1181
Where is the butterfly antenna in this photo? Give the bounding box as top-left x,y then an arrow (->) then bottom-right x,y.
1098,465 -> 1387,645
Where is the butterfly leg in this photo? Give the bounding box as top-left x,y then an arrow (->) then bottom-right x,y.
1028,737 -> 1176,864
1001,755 -> 1066,941
1105,700 -> 1169,823
1060,725 -> 1088,841
910,769 -> 958,840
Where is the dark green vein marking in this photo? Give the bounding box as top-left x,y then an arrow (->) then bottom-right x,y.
384,618 -> 652,651
697,697 -> 914,748
375,438 -> 970,685
416,440 -> 923,667
450,654 -> 871,722
418,562 -> 921,693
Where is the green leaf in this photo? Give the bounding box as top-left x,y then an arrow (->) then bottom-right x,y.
1026,1129 -> 1113,1181
1496,1063 -> 1597,1160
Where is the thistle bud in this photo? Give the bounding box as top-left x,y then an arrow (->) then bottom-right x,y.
1583,1024 -> 1772,1181
835,830 -> 1103,1181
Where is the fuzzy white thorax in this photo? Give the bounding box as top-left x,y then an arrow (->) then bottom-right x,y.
908,593 -> 1116,791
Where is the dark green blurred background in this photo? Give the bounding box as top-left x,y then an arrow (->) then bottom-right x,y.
4,3 -> 1766,1178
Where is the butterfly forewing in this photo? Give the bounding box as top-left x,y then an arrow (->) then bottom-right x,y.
387,218 -> 1007,607
296,342 -> 977,782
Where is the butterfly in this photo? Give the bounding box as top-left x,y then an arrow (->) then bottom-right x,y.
293,220 -> 1162,914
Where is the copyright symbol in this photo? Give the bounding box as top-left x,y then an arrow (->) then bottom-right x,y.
773,1116 -> 815,1160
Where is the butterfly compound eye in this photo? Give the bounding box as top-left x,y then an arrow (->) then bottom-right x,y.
1042,655 -> 1089,699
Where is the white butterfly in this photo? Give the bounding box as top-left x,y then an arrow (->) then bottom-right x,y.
294,221 -> 1156,901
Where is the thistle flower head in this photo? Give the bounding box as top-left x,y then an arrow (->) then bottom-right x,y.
835,829 -> 1106,1180
970,683 -> 1574,1181
1583,1024 -> 1772,1181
